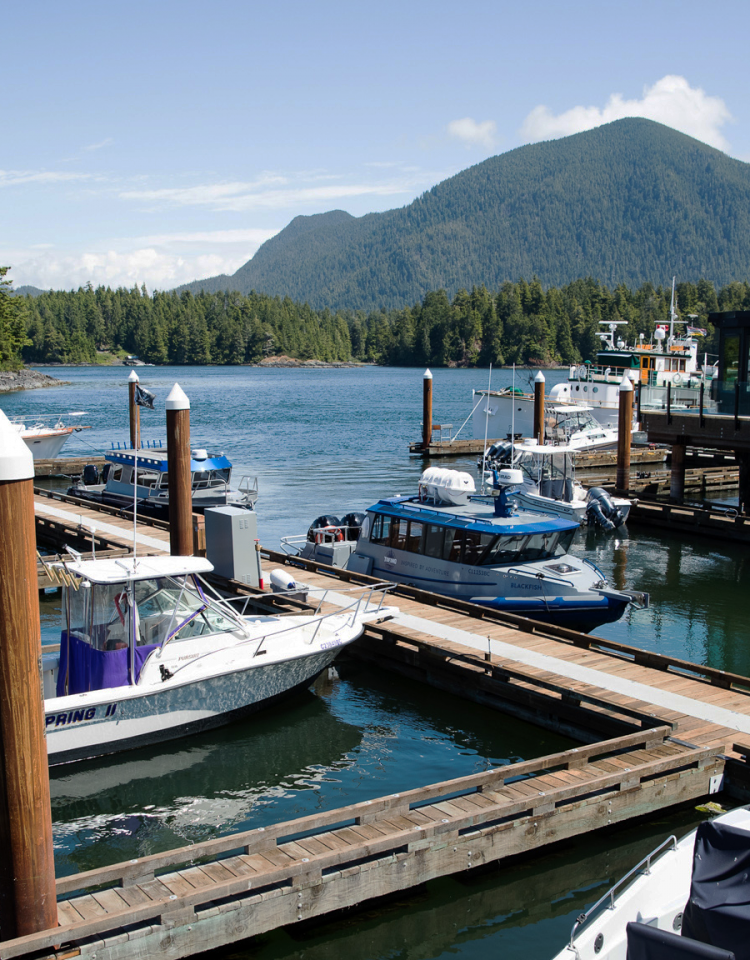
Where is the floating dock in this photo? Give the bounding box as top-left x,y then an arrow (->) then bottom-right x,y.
8,519 -> 750,960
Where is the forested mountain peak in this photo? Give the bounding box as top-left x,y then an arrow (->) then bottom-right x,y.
178,118 -> 750,310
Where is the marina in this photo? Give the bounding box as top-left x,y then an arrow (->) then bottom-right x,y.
2,364 -> 750,960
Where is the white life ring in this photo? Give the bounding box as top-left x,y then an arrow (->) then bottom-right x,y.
577,365 -> 588,381
672,373 -> 683,386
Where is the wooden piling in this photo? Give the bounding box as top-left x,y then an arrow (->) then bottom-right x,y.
422,369 -> 433,449
128,369 -> 141,450
533,371 -> 545,443
0,412 -> 56,937
616,376 -> 633,492
670,442 -> 687,502
165,384 -> 193,556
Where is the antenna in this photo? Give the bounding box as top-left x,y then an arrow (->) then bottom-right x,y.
669,276 -> 678,342
481,364 -> 492,492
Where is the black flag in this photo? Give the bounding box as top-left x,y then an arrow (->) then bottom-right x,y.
134,384 -> 156,409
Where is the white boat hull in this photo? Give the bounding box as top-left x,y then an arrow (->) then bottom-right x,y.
45,646 -> 339,765
20,426 -> 75,460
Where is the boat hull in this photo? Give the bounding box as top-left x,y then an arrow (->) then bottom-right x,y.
45,648 -> 338,765
21,427 -> 75,460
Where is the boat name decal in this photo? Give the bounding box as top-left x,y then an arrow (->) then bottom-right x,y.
178,653 -> 200,661
320,639 -> 342,650
46,704 -> 108,728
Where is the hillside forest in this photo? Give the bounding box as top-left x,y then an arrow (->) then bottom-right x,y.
7,273 -> 750,371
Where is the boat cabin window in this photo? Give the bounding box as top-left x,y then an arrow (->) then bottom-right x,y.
369,512 -> 576,566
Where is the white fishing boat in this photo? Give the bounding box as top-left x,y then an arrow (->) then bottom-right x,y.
41,554 -> 395,765
9,411 -> 90,459
554,804 -> 750,960
472,394 -> 620,450
480,440 -> 631,528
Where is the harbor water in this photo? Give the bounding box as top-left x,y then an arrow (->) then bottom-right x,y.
4,365 -> 745,959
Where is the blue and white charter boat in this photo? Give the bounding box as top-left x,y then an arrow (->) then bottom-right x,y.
68,446 -> 258,518
41,554 -> 394,765
345,469 -> 647,632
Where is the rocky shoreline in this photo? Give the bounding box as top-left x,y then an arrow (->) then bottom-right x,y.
0,368 -> 68,393
255,355 -> 364,368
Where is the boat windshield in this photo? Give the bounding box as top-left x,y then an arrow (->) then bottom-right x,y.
133,577 -> 238,645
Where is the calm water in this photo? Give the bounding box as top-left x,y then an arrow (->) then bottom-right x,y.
3,366 -> 746,959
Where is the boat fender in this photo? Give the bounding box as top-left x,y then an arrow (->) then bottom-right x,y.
270,568 -> 297,592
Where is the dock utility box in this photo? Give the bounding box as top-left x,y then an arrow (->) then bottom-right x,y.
204,506 -> 259,586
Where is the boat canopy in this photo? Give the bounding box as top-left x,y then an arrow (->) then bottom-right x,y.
105,450 -> 232,473
366,498 -> 578,537
63,555 -> 214,584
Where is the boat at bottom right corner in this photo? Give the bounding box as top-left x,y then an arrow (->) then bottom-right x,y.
553,804 -> 750,960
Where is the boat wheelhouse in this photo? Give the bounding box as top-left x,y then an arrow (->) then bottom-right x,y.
480,440 -> 631,528
41,554 -> 395,765
345,470 -> 646,631
68,446 -> 258,517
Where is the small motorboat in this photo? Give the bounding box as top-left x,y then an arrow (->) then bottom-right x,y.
480,440 -> 632,529
68,446 -> 258,518
41,553 -> 395,765
554,804 -> 750,960
9,411 -> 90,459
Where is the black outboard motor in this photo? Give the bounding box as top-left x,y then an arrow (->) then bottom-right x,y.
340,511 -> 365,541
307,515 -> 342,543
82,464 -> 99,486
585,487 -> 626,531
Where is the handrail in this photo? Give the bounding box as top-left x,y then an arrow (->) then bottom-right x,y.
259,547 -> 750,695
51,725 -> 681,898
567,834 -> 679,951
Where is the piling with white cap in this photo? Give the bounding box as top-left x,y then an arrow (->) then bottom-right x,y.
0,411 -> 56,936
165,383 -> 193,556
422,369 -> 433,450
533,371 -> 545,444
616,376 -> 634,491
128,368 -> 141,450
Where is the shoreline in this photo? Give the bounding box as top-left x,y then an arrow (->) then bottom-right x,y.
0,368 -> 69,393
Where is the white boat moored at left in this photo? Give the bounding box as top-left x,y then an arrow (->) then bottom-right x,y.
42,554 -> 395,765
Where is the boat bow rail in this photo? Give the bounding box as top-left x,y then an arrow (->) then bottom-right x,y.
565,834 -> 680,958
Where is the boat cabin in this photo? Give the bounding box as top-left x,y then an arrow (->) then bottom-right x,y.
53,556 -> 239,697
102,448 -> 234,497
361,499 -> 577,568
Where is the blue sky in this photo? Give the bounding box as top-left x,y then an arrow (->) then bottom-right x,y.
3,0 -> 749,291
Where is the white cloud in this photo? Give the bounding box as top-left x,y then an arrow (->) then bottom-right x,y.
7,226 -> 280,291
520,76 -> 733,151
0,169 -> 92,186
119,175 -> 421,212
83,137 -> 114,152
447,117 -> 497,149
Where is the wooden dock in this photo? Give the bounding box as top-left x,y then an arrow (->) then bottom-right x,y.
34,456 -> 106,478
8,547 -> 750,960
16,493 -> 750,960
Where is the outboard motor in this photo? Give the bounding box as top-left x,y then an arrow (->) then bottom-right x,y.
307,515 -> 342,543
481,440 -> 513,468
585,487 -> 626,531
340,511 -> 365,541
101,462 -> 112,483
82,464 -> 99,486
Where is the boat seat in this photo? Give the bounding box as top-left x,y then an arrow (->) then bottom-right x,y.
626,922 -> 735,960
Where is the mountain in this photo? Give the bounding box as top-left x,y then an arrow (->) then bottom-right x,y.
12,285 -> 46,297
178,119 -> 750,311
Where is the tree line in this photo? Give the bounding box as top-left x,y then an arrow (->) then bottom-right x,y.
5,272 -> 750,370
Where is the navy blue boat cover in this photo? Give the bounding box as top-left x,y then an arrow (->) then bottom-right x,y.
681,819 -> 750,960
626,922 -> 734,959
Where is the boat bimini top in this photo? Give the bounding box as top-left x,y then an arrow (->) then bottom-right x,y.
61,555 -> 215,584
